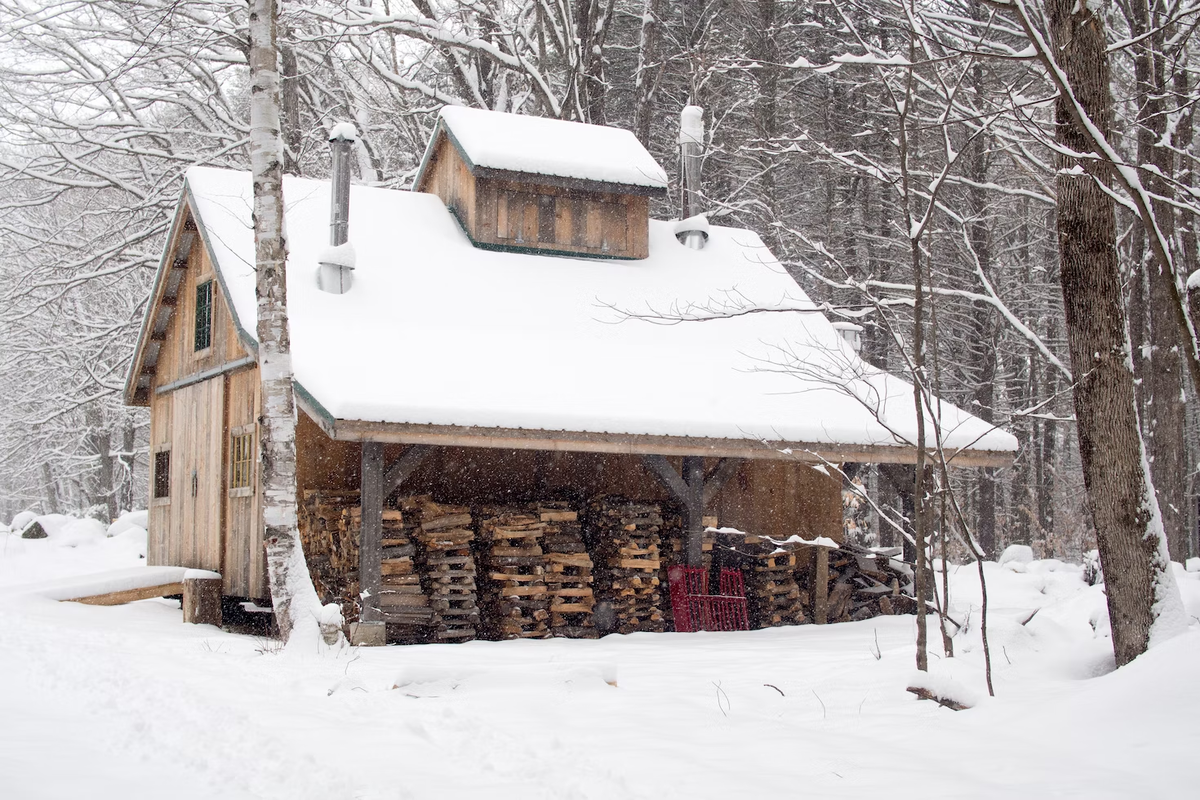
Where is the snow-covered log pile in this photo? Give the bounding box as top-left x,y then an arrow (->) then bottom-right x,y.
403,496 -> 480,642
585,498 -> 666,634
475,507 -> 550,640
537,503 -> 597,639
798,542 -> 917,623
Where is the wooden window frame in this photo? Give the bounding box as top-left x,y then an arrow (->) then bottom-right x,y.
194,278 -> 214,354
228,424 -> 255,497
152,446 -> 171,506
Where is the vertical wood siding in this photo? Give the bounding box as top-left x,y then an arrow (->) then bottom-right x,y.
224,366 -> 264,598
417,135 -> 651,259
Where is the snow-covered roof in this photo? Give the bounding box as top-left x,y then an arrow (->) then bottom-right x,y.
172,166 -> 1016,462
417,107 -> 669,192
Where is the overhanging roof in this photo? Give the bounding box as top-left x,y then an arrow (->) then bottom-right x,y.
414,107 -> 669,197
127,166 -> 1017,468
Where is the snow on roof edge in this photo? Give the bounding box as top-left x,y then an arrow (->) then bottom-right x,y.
417,107 -> 669,192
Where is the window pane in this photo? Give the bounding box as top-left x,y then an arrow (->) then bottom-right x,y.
194,280 -> 213,351
230,432 -> 253,490
153,451 -> 170,499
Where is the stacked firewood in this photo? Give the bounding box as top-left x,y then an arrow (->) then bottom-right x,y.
586,498 -> 665,634
298,490 -> 363,623
403,496 -> 480,642
538,503 -> 597,639
475,507 -> 550,640
375,509 -> 432,637
802,542 -> 916,623
709,529 -> 806,628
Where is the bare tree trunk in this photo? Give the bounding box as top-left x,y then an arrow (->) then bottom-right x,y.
1126,0 -> 1188,563
1046,0 -> 1186,666
84,404 -> 115,521
40,462 -> 59,515
249,0 -> 335,647
633,0 -> 663,146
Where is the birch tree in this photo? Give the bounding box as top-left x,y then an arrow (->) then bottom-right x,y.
248,0 -> 337,647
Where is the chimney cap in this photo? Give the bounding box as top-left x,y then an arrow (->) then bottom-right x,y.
329,122 -> 358,143
679,105 -> 704,145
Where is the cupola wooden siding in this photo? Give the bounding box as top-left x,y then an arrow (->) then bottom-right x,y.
414,114 -> 666,260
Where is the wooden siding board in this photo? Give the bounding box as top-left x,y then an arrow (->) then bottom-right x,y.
224,365 -> 260,597
428,171 -> 651,259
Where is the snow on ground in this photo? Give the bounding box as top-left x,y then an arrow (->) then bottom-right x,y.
2,512 -> 1198,799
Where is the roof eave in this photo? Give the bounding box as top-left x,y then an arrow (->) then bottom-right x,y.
413,117 -> 668,198
124,175 -> 259,407
321,417 -> 1016,468
123,192 -> 191,406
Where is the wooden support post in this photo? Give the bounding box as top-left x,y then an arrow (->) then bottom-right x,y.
360,442 -> 384,630
182,575 -> 223,626
814,546 -> 829,625
383,444 -> 432,495
682,456 -> 705,567
643,454 -> 741,569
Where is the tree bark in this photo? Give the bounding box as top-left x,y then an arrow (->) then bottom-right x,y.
249,0 -> 336,647
1125,0 -> 1188,563
1045,0 -> 1185,666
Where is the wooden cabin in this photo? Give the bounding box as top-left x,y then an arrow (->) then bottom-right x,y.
125,109 -> 1016,640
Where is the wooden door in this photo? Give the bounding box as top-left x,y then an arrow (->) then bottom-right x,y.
169,378 -> 224,572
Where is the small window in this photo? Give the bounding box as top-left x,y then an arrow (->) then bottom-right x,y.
230,430 -> 253,491
194,280 -> 213,351
153,450 -> 171,500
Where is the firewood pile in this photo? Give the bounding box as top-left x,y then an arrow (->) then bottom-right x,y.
538,502 -> 597,639
402,496 -> 480,642
375,508 -> 432,637
475,507 -> 550,640
298,490 -> 362,623
709,529 -> 806,628
585,498 -> 665,634
803,542 -> 916,623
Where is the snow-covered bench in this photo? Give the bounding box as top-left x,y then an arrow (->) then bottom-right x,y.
4,566 -> 223,625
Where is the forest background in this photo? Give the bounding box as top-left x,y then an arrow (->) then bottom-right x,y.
2,0 -> 1197,565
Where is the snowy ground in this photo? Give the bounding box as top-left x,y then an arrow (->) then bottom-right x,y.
2,514 -> 1198,799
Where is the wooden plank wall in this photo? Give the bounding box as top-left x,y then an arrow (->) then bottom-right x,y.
224,366 -> 263,598
146,212 -> 257,593
420,135 -> 477,233
417,135 -> 650,259
153,239 -> 247,386
475,179 -> 649,259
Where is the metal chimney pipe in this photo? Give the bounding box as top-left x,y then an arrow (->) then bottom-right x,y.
329,125 -> 355,247
319,123 -> 358,294
678,105 -> 705,250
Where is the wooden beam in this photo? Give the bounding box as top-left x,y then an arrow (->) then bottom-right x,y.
383,444 -> 433,495
71,582 -> 185,606
702,457 -> 742,505
642,454 -> 688,499
814,547 -> 829,625
331,418 -> 1014,468
681,456 -> 705,567
359,442 -> 384,624
153,356 -> 255,396
642,455 -> 707,567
